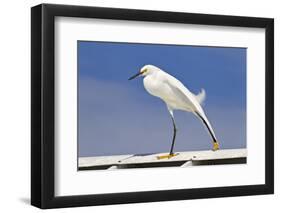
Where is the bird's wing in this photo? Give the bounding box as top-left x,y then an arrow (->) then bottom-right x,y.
165,77 -> 217,141
165,76 -> 203,112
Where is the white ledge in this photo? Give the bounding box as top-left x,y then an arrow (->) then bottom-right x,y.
78,149 -> 247,170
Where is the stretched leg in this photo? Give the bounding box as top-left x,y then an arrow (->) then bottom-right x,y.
169,112 -> 177,155
157,107 -> 179,160
195,111 -> 219,151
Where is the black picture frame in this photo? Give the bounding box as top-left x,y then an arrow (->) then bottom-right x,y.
31,3 -> 274,209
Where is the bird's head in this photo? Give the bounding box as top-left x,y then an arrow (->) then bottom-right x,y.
128,65 -> 158,80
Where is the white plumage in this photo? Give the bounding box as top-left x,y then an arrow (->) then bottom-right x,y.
129,64 -> 219,159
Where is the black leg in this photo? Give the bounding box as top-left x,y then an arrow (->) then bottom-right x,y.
169,116 -> 177,155
194,111 -> 219,151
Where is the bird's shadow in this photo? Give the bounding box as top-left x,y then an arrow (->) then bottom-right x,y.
133,153 -> 156,156
117,153 -> 157,163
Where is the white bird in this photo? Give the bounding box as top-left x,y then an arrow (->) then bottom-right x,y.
129,65 -> 219,159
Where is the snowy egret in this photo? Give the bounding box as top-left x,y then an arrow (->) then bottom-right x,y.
129,65 -> 219,159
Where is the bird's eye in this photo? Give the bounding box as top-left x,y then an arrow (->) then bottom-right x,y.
141,69 -> 147,73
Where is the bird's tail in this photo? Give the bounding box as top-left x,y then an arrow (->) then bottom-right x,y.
194,89 -> 206,105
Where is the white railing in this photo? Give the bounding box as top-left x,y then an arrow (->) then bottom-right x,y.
78,149 -> 247,170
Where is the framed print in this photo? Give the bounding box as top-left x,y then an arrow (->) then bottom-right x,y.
31,3 -> 274,209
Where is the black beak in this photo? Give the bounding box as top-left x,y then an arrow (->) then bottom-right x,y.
128,72 -> 142,80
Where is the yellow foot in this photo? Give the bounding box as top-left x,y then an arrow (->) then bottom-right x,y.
212,141 -> 220,151
156,153 -> 179,160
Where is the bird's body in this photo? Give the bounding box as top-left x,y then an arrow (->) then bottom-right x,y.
143,66 -> 202,112
129,64 -> 219,159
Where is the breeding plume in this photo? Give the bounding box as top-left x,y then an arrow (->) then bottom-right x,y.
129,65 -> 219,159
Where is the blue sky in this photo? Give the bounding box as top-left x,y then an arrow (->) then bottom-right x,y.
78,41 -> 246,157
